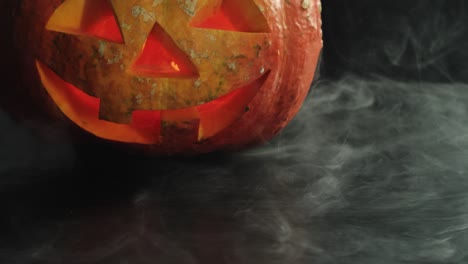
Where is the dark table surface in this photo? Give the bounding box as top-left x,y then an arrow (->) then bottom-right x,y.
2,1 -> 468,263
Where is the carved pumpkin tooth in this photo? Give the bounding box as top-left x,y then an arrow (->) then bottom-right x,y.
35,60 -> 160,144
197,71 -> 270,141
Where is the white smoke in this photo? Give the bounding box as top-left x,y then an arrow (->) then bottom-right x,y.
3,75 -> 468,264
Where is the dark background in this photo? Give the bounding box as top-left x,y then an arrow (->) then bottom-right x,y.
2,1 -> 468,263
321,0 -> 468,83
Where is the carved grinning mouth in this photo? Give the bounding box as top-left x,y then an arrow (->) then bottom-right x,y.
37,0 -> 271,144
36,61 -> 269,144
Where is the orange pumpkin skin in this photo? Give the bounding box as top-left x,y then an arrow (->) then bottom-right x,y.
12,0 -> 322,155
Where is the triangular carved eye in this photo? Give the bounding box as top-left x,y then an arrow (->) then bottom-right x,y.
129,22 -> 199,79
190,0 -> 270,33
46,0 -> 123,43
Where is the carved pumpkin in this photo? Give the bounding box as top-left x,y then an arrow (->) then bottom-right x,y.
13,0 -> 322,154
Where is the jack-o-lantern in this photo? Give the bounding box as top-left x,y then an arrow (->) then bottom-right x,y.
12,0 -> 322,154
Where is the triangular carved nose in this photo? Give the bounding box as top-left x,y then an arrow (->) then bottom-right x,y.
129,22 -> 199,79
46,0 -> 123,43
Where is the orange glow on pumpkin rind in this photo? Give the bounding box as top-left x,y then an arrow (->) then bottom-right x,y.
38,0 -> 272,145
